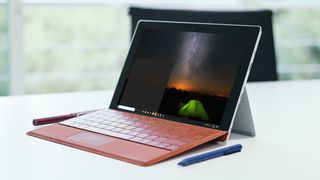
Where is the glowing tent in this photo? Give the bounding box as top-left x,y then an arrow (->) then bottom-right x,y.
178,99 -> 209,121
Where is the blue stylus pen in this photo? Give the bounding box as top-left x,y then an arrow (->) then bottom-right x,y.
178,144 -> 243,166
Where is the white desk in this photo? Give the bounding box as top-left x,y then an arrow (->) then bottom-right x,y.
1,80 -> 320,180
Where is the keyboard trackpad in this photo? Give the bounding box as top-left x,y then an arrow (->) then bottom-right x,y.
67,132 -> 114,147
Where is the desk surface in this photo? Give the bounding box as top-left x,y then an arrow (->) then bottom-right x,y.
1,80 -> 319,180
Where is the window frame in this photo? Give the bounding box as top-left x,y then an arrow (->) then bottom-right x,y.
9,0 -> 23,95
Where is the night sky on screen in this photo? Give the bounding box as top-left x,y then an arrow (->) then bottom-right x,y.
167,31 -> 244,97
135,30 -> 245,97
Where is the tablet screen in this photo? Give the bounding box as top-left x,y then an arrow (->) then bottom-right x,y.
111,21 -> 260,131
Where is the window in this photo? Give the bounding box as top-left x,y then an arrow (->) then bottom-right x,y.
274,9 -> 320,79
24,5 -> 130,94
2,0 -> 320,96
0,0 -> 8,96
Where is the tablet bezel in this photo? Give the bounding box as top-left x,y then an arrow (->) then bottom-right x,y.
110,20 -> 261,132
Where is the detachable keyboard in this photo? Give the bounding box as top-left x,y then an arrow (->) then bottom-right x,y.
60,109 -> 215,151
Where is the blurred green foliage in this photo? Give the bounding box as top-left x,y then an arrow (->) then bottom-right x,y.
23,5 -> 130,94
0,5 -> 8,96
273,9 -> 320,79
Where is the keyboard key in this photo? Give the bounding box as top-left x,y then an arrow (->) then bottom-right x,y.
138,139 -> 151,144
146,141 -> 161,146
133,128 -> 144,132
137,133 -> 149,138
123,125 -> 135,130
145,135 -> 158,140
103,126 -> 114,130
110,122 -> 120,126
131,137 -> 143,142
120,129 -> 131,134
91,122 -> 100,126
128,131 -> 140,136
111,128 -> 123,132
117,124 -> 127,128
122,121 -> 134,125
97,124 -> 106,128
155,137 -> 167,142
100,130 -> 134,140
116,119 -> 126,123
100,121 -> 111,125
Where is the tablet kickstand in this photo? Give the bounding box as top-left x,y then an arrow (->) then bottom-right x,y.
231,87 -> 256,137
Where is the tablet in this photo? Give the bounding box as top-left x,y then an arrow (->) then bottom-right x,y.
110,20 -> 261,132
